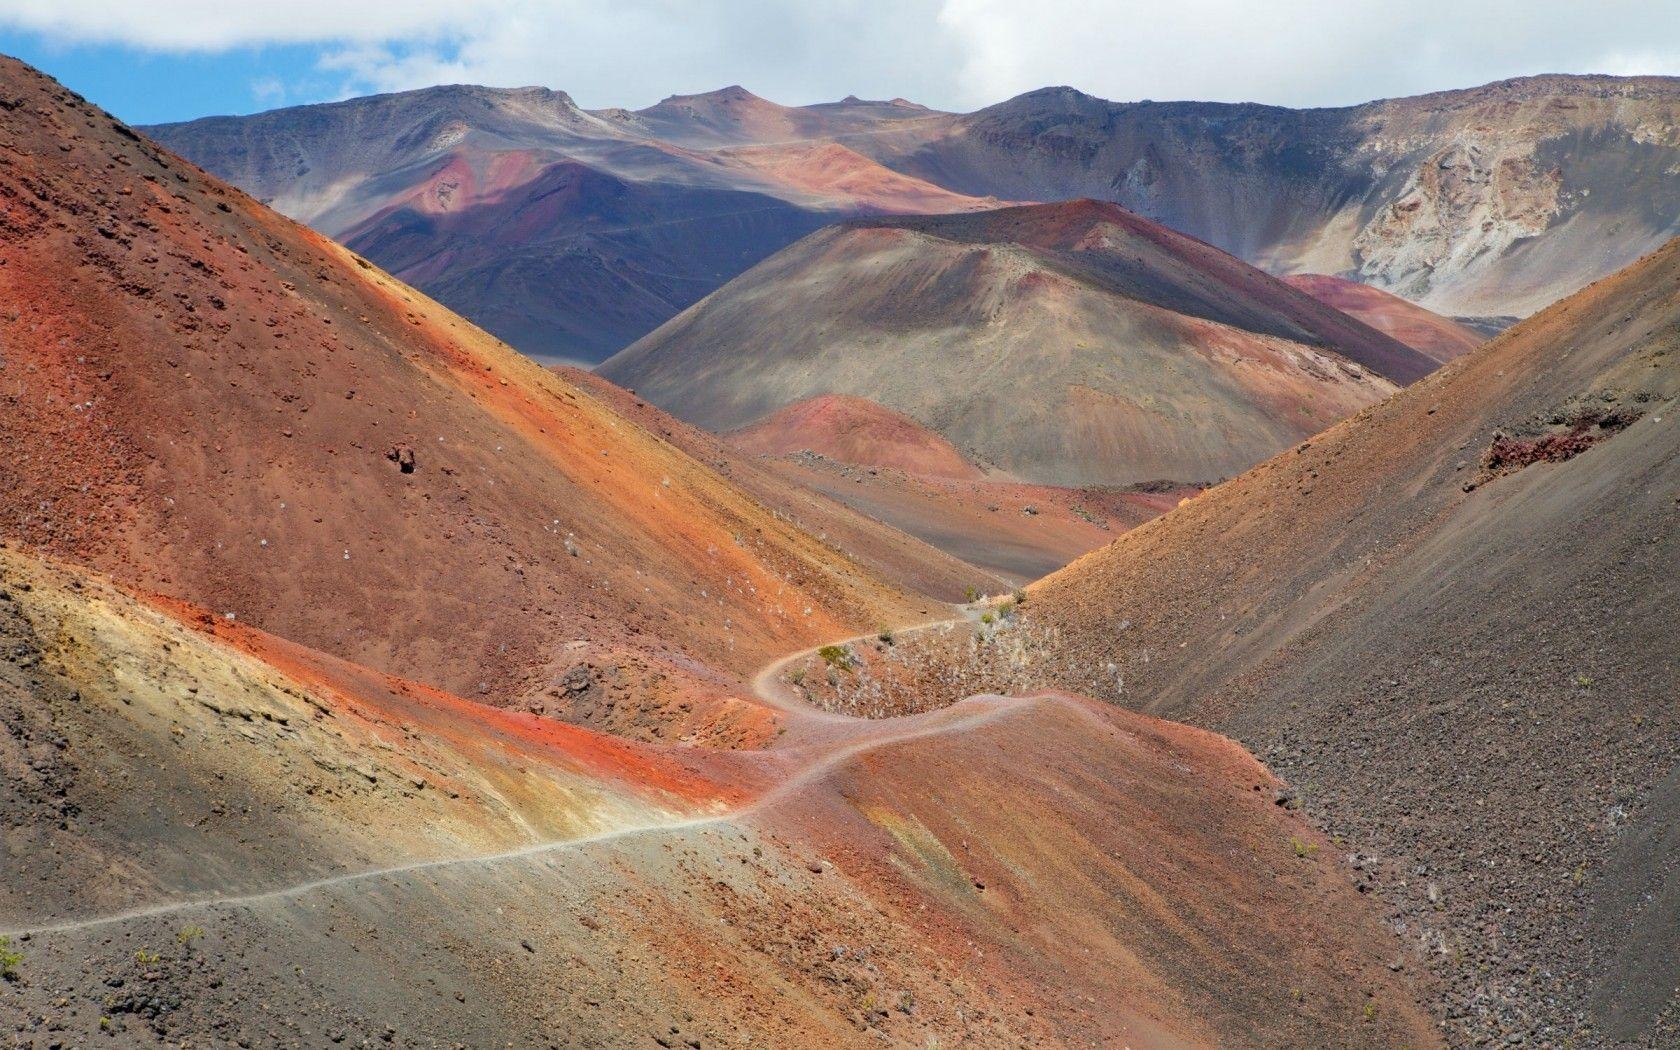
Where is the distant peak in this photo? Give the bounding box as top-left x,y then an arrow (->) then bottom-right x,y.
832,94 -> 929,111
655,85 -> 769,107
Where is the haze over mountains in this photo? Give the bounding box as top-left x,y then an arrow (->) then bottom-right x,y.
149,73 -> 1680,363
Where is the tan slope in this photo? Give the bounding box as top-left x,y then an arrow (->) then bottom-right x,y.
1283,273 -> 1483,363
0,545 -> 1434,1048
0,56 -> 936,716
1020,238 -> 1680,1043
603,201 -> 1422,487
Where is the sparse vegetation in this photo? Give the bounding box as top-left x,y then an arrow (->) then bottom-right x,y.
0,936 -> 21,981
1290,836 -> 1320,859
877,627 -> 894,645
134,948 -> 160,966
980,612 -> 995,625
788,666 -> 806,686
177,925 -> 205,947
963,585 -> 979,603
817,644 -> 855,672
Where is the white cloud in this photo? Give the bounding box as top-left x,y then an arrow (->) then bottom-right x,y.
3,0 -> 1679,111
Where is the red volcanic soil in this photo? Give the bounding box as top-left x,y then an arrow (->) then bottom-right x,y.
748,692 -> 1439,1047
0,545 -> 1440,1047
728,394 -> 983,479
561,367 -> 1010,600
710,141 -> 1001,214
0,56 -> 939,734
760,455 -> 1192,584
1283,273 -> 1483,363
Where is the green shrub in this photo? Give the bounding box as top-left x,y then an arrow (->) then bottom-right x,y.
0,937 -> 20,981
817,644 -> 855,672
980,612 -> 995,625
877,627 -> 894,645
963,585 -> 979,603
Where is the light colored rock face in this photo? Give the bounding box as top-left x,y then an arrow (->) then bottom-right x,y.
851,75 -> 1680,320
1353,140 -> 1562,304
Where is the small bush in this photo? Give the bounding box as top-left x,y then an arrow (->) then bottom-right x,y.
0,937 -> 21,981
788,667 -> 806,686
134,948 -> 160,966
1290,836 -> 1320,859
997,600 -> 1015,618
877,627 -> 894,645
963,585 -> 979,603
980,612 -> 995,625
817,644 -> 855,672
177,925 -> 205,947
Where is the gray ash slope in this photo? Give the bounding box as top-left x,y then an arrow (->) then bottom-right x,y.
1019,233 -> 1680,1045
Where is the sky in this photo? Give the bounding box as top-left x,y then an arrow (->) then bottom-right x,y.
1,1 -> 1679,126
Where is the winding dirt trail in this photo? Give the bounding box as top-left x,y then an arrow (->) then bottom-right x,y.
1,611 -> 1020,941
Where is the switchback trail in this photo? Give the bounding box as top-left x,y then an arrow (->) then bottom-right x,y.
1,617 -> 1031,941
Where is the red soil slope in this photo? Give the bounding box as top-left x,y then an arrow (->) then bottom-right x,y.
710,141 -> 1002,214
0,57 -> 935,724
560,367 -> 1012,600
729,394 -> 983,479
1283,273 -> 1483,363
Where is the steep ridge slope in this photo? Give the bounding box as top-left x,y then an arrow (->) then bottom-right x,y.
145,86 -> 987,362
1015,239 -> 1680,1044
602,200 -> 1429,486
0,55 -> 941,730
872,76 -> 1680,318
1282,273 -> 1484,363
